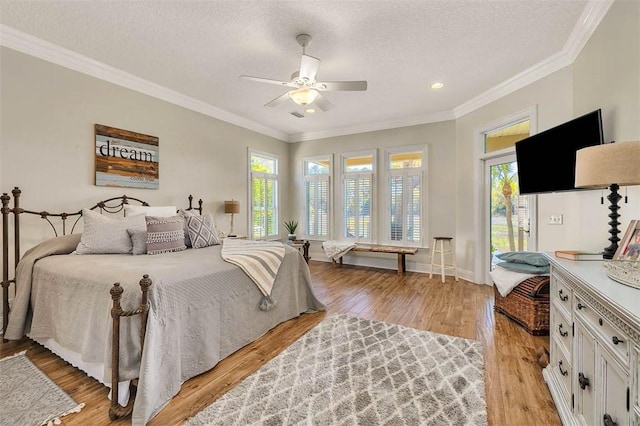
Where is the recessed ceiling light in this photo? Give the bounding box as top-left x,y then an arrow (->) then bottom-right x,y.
305,108 -> 316,114
431,82 -> 445,89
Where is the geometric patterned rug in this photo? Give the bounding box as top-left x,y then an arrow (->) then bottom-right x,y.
0,351 -> 84,426
186,315 -> 487,425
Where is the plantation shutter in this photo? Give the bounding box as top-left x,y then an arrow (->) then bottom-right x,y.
389,175 -> 403,241
266,177 -> 278,237
388,168 -> 422,246
251,173 -> 278,239
305,176 -> 329,238
406,174 -> 421,243
343,175 -> 372,241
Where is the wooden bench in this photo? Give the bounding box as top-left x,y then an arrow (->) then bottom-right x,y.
332,245 -> 418,275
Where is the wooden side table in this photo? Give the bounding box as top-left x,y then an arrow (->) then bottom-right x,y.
288,240 -> 310,264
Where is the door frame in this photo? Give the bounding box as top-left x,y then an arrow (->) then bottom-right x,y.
483,154 -> 538,282
473,106 -> 538,284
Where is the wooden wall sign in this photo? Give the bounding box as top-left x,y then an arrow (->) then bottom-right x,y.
95,124 -> 159,189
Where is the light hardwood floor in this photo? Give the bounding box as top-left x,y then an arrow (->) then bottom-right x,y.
1,261 -> 561,425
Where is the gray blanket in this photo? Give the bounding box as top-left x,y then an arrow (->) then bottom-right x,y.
5,236 -> 325,425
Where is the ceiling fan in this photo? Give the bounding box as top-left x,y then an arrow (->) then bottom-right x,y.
240,34 -> 367,112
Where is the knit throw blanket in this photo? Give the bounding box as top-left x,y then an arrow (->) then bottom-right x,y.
322,240 -> 356,260
221,239 -> 285,311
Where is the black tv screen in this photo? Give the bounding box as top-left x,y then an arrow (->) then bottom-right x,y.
515,109 -> 604,195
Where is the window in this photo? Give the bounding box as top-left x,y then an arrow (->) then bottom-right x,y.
249,150 -> 278,240
304,156 -> 331,239
484,119 -> 530,153
385,147 -> 426,247
341,152 -> 375,242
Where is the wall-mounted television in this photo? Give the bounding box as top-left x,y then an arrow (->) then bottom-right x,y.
515,109 -> 604,195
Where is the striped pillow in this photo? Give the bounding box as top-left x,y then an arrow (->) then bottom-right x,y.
145,215 -> 186,255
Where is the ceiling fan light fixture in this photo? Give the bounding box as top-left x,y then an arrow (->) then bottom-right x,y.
288,87 -> 318,105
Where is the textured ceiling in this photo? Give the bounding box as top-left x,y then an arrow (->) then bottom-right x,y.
0,0 -> 596,141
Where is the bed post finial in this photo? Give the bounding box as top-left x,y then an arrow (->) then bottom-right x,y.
140,274 -> 152,298
198,199 -> 203,215
110,282 -> 124,306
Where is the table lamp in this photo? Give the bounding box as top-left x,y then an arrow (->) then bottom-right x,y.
224,200 -> 240,237
575,141 -> 640,259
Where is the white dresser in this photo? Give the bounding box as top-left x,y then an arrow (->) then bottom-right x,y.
543,254 -> 640,426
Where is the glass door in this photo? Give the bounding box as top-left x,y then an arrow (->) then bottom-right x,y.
486,155 -> 532,270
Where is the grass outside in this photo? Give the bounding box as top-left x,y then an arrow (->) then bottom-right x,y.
491,216 -> 527,254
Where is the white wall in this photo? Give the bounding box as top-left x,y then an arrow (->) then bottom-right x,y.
289,120 -> 457,274
455,0 -> 639,283
571,0 -> 640,251
2,0 -> 637,284
0,47 -> 290,251
455,67 -> 575,283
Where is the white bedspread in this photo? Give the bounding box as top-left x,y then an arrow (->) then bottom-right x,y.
490,265 -> 548,297
322,240 -> 356,260
6,235 -> 324,425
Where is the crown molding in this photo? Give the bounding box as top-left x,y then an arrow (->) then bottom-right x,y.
0,25 -> 289,142
289,110 -> 455,142
0,0 -> 614,143
562,0 -> 615,63
453,0 -> 614,119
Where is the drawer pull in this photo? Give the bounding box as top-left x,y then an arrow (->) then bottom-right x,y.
612,336 -> 624,345
578,372 -> 590,390
558,360 -> 568,376
599,318 -> 603,326
577,302 -> 586,310
558,324 -> 568,337
603,414 -> 617,426
558,289 -> 568,301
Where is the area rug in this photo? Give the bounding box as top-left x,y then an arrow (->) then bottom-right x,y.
0,351 -> 84,426
186,315 -> 487,425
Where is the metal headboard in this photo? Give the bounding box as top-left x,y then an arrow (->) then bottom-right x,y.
1,186 -> 203,339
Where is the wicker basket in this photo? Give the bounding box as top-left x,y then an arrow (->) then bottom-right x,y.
494,275 -> 550,335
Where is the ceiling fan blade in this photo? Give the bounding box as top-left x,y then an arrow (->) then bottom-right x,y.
312,93 -> 334,112
240,75 -> 295,88
314,80 -> 368,91
299,54 -> 320,81
264,92 -> 290,108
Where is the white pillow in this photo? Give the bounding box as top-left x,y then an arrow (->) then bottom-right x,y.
124,205 -> 177,217
75,208 -> 146,254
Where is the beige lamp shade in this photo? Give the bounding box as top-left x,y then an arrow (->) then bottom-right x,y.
575,141 -> 640,188
224,200 -> 240,214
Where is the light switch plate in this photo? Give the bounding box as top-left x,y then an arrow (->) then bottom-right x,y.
548,214 -> 563,225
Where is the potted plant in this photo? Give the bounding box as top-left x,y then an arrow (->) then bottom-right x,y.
283,220 -> 298,241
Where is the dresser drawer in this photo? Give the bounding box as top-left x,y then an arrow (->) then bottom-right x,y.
551,274 -> 572,315
550,335 -> 572,398
551,303 -> 572,355
574,295 -> 629,366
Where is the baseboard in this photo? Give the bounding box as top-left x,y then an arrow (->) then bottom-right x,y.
309,253 -> 476,283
